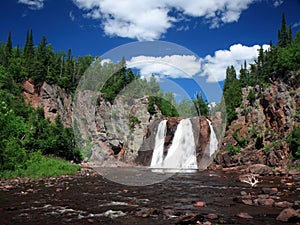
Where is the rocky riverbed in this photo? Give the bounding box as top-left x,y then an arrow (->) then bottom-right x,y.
1,166 -> 300,225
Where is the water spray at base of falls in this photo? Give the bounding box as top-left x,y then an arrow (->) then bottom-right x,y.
150,118 -> 198,170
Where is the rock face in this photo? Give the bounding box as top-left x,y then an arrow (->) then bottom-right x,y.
22,79 -> 221,167
216,82 -> 300,168
94,95 -> 156,163
73,90 -> 159,164
136,116 -> 218,169
22,79 -> 72,126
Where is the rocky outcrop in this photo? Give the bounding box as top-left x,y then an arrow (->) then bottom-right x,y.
22,79 -> 160,164
22,79 -> 72,126
216,82 -> 300,168
73,90 -> 159,164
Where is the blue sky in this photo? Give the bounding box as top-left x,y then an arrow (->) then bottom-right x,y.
1,0 -> 300,102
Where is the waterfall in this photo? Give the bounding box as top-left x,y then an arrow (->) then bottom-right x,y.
150,120 -> 167,168
162,119 -> 198,169
206,119 -> 218,157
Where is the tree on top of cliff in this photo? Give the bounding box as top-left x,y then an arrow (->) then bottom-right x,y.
4,32 -> 12,67
223,65 -> 242,127
0,30 -> 94,91
193,91 -> 209,116
278,13 -> 292,48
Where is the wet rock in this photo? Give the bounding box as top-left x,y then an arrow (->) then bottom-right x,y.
285,182 -> 294,187
258,198 -> 275,206
242,199 -> 253,205
276,208 -> 300,222
275,201 -> 293,208
87,218 -> 94,223
201,221 -> 212,225
247,164 -> 272,175
194,201 -> 206,207
26,188 -> 34,193
0,185 -> 14,191
55,188 -> 63,192
257,194 -> 270,199
240,191 -> 247,196
205,213 -> 218,220
236,212 -> 253,219
262,187 -> 278,195
163,209 -> 175,218
288,170 -> 300,176
175,213 -> 204,225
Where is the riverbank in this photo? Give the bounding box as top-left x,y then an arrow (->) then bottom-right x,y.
1,166 -> 300,224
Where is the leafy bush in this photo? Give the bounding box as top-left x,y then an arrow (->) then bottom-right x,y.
247,89 -> 256,105
128,114 -> 141,132
290,125 -> 300,158
233,130 -> 248,147
226,144 -> 241,156
148,96 -> 179,117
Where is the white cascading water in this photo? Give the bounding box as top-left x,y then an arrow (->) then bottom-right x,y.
206,119 -> 218,157
162,118 -> 198,169
150,120 -> 167,168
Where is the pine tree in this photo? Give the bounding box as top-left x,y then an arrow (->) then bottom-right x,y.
223,66 -> 242,127
4,32 -> 12,67
24,29 -> 34,58
193,91 -> 209,116
34,36 -> 48,86
239,61 -> 249,87
23,29 -> 35,80
287,25 -> 292,45
278,13 -> 289,47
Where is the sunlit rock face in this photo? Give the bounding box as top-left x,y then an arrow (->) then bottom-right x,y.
216,82 -> 300,168
22,79 -> 72,126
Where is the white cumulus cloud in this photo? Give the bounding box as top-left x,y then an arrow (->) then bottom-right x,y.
72,0 -> 256,41
200,43 -> 270,82
125,43 -> 270,83
127,55 -> 201,79
18,0 -> 45,10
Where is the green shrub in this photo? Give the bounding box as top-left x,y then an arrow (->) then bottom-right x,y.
263,144 -> 272,152
247,89 -> 256,105
128,114 -> 141,132
290,126 -> 300,158
233,131 -> 248,147
226,144 -> 241,156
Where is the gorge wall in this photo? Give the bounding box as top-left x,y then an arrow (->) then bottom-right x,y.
23,78 -> 300,169
216,81 -> 300,168
21,79 -> 221,169
22,79 -> 154,164
22,79 -> 72,126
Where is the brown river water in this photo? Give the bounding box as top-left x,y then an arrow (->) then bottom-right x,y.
0,168 -> 299,225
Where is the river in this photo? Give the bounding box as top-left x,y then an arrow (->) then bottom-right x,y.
0,168 -> 299,224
